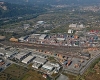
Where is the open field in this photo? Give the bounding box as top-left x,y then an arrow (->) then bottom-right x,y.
0,64 -> 46,80
22,70 -> 46,80
0,64 -> 28,80
84,58 -> 100,80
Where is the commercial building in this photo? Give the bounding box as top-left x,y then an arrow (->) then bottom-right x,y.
33,57 -> 47,65
22,56 -> 35,64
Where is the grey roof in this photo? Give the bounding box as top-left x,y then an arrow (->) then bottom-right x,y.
22,56 -> 34,64
33,57 -> 47,64
14,51 -> 30,60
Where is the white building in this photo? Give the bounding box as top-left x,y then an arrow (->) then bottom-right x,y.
68,29 -> 73,34
6,51 -> 18,58
39,34 -> 48,40
69,24 -> 77,28
69,24 -> 84,29
23,24 -> 30,30
32,63 -> 42,69
78,24 -> 84,28
50,63 -> 60,68
22,56 -> 35,64
0,52 -> 4,56
37,21 -> 44,24
42,63 -> 54,71
57,38 -> 65,41
33,57 -> 47,65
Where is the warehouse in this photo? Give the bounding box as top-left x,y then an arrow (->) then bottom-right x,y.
14,51 -> 31,61
22,56 -> 35,64
32,63 -> 42,69
57,38 -> 65,41
42,63 -> 54,71
18,36 -> 29,42
6,51 -> 18,58
80,53 -> 90,59
39,34 -> 48,40
33,57 -> 47,65
0,35 -> 5,41
68,29 -> 73,34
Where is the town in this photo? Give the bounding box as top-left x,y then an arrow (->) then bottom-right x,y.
0,21 -> 100,80
0,0 -> 100,80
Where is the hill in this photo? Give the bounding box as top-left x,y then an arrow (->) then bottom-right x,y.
0,0 -> 100,5
0,1 -> 47,18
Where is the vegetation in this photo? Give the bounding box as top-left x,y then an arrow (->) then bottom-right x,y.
0,64 -> 47,80
0,2 -> 48,26
0,64 -> 28,80
22,70 -> 46,80
62,73 -> 76,80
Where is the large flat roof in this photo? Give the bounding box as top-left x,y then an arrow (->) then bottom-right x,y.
22,56 -> 34,64
14,51 -> 30,60
0,36 -> 5,40
33,57 -> 47,64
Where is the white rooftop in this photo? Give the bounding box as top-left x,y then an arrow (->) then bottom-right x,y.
22,56 -> 34,64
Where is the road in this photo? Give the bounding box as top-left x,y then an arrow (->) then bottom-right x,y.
80,53 -> 100,75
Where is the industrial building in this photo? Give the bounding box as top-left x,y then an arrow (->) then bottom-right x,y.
18,36 -> 29,42
28,34 -> 40,43
80,53 -> 91,59
42,63 -> 54,71
10,37 -> 18,42
68,29 -> 73,34
14,51 -> 31,61
69,24 -> 77,28
33,57 -> 47,65
37,21 -> 44,24
49,62 -> 60,68
0,48 -> 6,56
39,34 -> 48,40
22,56 -> 35,64
0,35 -> 5,41
33,52 -> 47,58
56,38 -> 65,41
32,63 -> 42,69
6,51 -> 18,58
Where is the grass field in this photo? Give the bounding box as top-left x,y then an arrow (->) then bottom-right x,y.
22,70 -> 46,80
0,64 -> 28,80
0,64 -> 47,80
